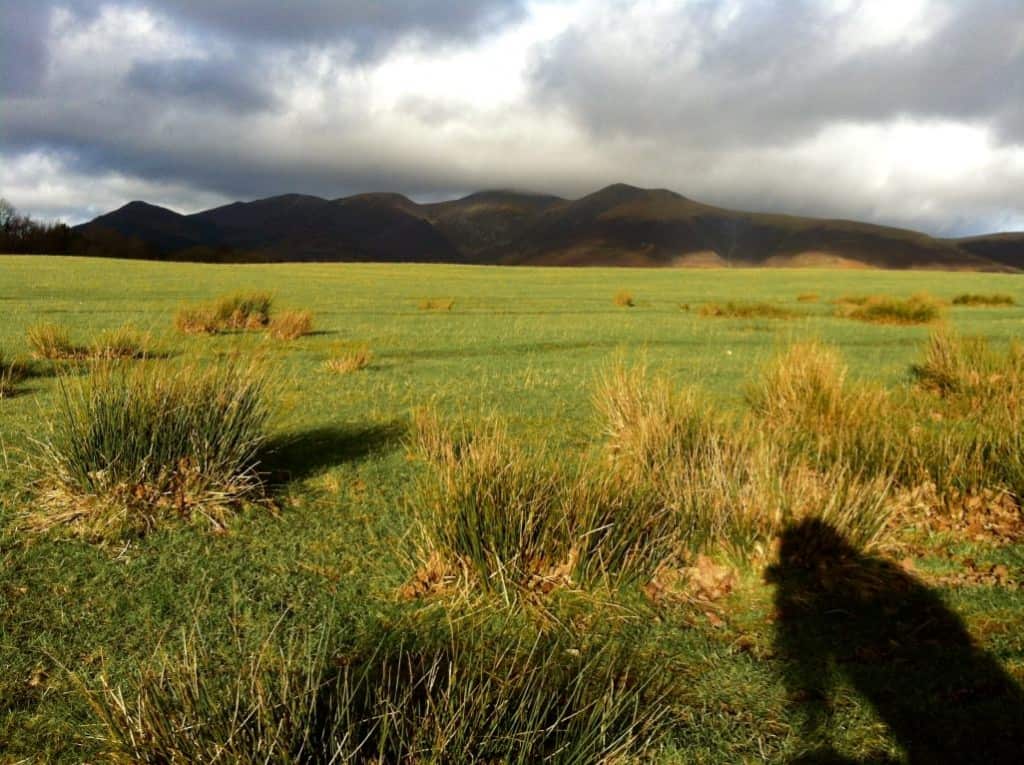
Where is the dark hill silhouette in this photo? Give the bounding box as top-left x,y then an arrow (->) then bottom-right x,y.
953,232 -> 1024,270
71,185 -> 1022,270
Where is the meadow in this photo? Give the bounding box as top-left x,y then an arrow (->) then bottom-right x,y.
2,255 -> 1024,763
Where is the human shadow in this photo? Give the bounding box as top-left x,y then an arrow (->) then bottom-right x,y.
768,519 -> 1024,764
259,422 -> 406,485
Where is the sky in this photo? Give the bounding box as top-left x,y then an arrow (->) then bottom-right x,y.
2,0 -> 1022,236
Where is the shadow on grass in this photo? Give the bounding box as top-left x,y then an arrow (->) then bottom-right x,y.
260,421 -> 406,485
769,519 -> 1024,764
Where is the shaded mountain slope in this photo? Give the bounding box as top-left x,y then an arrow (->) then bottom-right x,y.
72,184 -> 1018,271
953,233 -> 1024,270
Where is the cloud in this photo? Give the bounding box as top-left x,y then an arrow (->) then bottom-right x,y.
529,0 -> 1024,147
1,0 -> 1023,236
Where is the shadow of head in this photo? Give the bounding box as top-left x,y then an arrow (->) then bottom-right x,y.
770,519 -> 1024,763
260,421 -> 406,485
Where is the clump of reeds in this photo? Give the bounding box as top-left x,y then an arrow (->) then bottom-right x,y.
796,293 -> 820,303
33,358 -> 271,538
89,325 -> 148,360
837,293 -> 943,324
214,292 -> 274,329
595,360 -> 893,554
173,306 -> 220,335
952,293 -> 1015,307
27,323 -> 84,360
86,614 -> 669,764
267,310 -> 314,341
614,290 -> 635,307
174,292 -> 274,335
419,298 -> 455,311
325,343 -> 373,374
409,415 -> 678,593
0,352 -> 34,398
699,301 -> 797,319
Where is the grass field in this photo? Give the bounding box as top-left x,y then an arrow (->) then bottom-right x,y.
2,256 -> 1024,763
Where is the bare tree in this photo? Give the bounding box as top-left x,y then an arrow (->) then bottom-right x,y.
0,198 -> 17,232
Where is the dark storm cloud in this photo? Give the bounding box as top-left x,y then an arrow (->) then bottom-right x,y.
2,0 -> 1024,235
530,0 -> 1024,146
0,2 -> 52,95
126,58 -> 277,113
148,0 -> 529,54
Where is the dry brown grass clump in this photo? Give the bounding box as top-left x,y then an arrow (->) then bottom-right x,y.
267,310 -> 314,340
614,289 -> 635,308
325,343 -> 373,374
419,298 -> 455,311
952,293 -> 1016,307
27,323 -> 85,360
836,293 -> 944,324
699,301 -> 797,319
796,293 -> 820,303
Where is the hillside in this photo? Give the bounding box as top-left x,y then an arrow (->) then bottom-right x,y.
72,184 -> 1021,271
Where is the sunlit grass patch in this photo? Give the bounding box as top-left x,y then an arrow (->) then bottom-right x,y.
32,359 -> 271,538
174,291 -> 274,334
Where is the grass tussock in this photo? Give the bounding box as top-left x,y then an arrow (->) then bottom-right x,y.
952,293 -> 1016,307
0,352 -> 35,398
174,291 -> 274,334
912,331 -> 1024,413
89,325 -> 149,360
86,615 -> 669,764
837,293 -> 944,324
325,343 -> 373,374
215,291 -> 274,329
33,359 -> 271,538
419,297 -> 455,312
268,310 -> 314,341
27,322 -> 84,360
174,306 -> 220,335
699,301 -> 797,319
597,361 -> 893,554
410,415 -> 678,593
796,293 -> 820,303
613,289 -> 635,308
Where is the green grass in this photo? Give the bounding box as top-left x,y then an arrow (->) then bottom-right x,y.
2,257 -> 1024,762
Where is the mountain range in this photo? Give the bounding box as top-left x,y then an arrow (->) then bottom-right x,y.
73,184 -> 1024,271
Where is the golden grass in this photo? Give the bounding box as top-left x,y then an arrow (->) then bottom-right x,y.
267,310 -> 314,340
614,289 -> 635,308
27,323 -> 84,360
837,293 -> 944,324
796,293 -> 820,303
325,343 -> 373,374
89,325 -> 148,360
699,301 -> 798,319
419,298 -> 455,311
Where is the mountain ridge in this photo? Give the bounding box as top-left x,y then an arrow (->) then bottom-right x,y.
73,185 -> 1022,271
